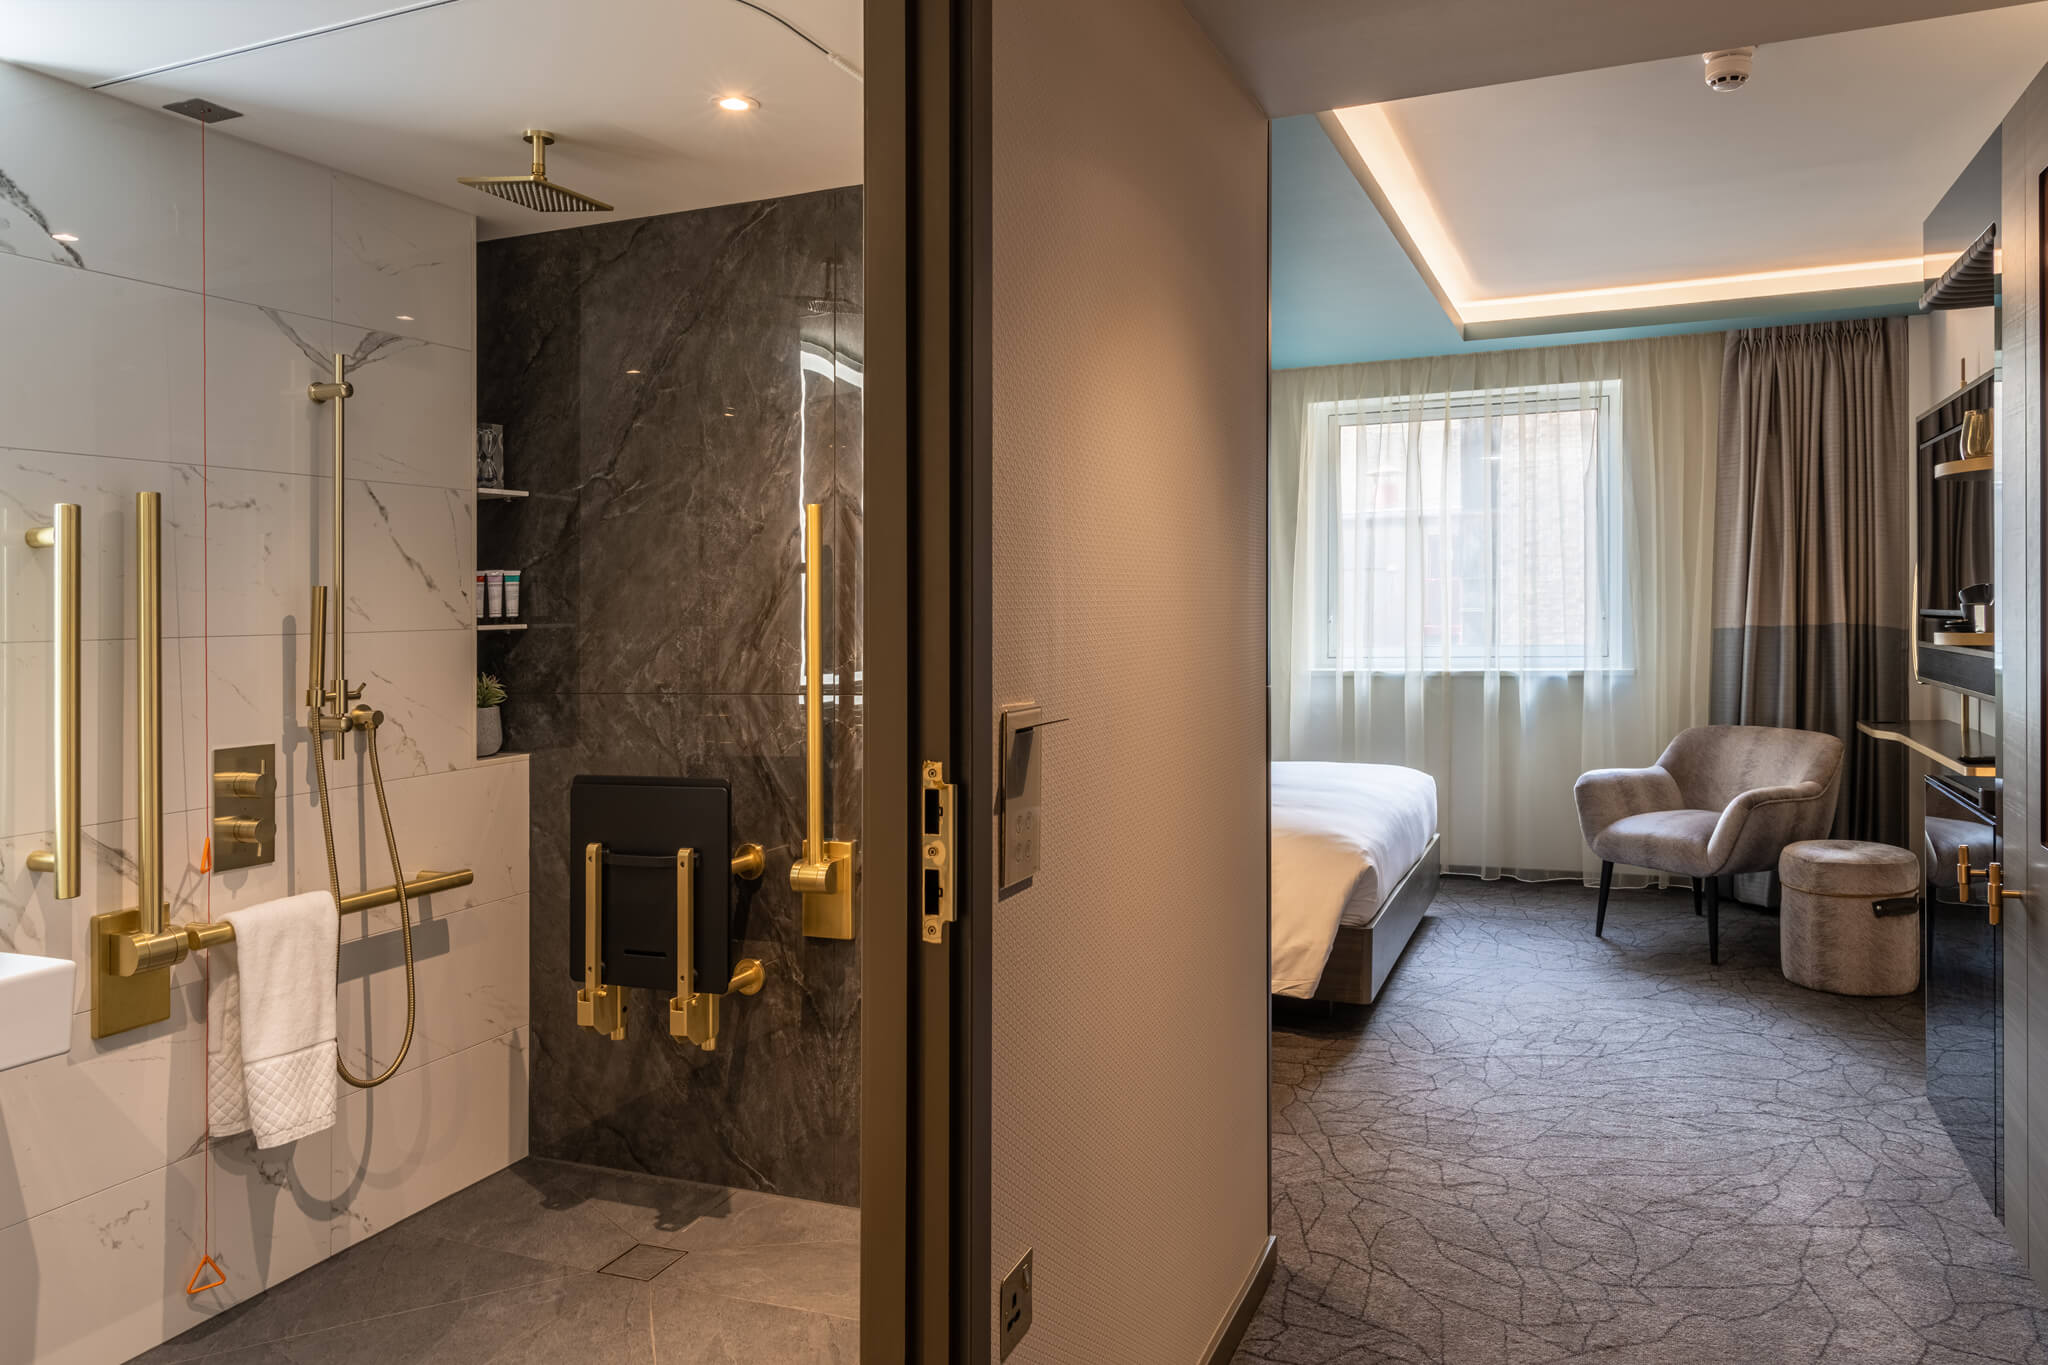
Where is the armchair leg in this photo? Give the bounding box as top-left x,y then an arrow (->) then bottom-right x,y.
1706,876 -> 1720,965
1595,861 -> 1614,937
1692,877 -> 1702,917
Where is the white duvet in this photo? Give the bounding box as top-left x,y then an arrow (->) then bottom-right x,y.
1270,762 -> 1439,998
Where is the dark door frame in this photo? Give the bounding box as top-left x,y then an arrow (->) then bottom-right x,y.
862,0 -> 994,1360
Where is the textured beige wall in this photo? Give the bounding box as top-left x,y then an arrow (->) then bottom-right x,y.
989,1 -> 1271,1360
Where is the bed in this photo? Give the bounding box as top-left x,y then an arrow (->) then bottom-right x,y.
1271,762 -> 1440,1005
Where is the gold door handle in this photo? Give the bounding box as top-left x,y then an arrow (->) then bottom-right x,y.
25,503 -> 80,899
791,501 -> 854,938
1959,848 -> 2023,926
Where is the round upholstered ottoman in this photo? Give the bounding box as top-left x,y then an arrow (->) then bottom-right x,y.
1778,840 -> 1921,996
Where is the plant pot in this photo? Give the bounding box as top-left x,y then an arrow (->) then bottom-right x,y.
477,705 -> 503,758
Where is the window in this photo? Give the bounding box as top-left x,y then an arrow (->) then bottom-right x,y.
1311,380 -> 1626,672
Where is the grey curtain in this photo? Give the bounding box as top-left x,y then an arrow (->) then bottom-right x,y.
1711,318 -> 1911,846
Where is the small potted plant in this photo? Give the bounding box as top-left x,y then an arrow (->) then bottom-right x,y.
476,672 -> 507,758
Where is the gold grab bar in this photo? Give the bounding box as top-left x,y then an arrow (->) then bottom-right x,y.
790,502 -> 854,938
25,503 -> 80,899
90,493 -> 171,1036
173,869 -> 477,959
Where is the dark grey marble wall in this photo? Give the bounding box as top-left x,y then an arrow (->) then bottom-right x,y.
478,187 -> 862,1205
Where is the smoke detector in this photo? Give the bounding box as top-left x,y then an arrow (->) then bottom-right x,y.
1703,47 -> 1756,93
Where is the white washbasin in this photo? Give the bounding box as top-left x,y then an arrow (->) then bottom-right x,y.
0,952 -> 75,1071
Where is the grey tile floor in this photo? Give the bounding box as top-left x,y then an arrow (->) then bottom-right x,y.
1238,877 -> 2048,1365
130,1158 -> 858,1364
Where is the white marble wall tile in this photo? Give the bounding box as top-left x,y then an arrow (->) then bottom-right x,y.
0,1139 -> 207,1365
331,173 -> 475,351
197,464 -> 321,641
0,449 -> 205,644
202,136 -> 334,321
343,478 -> 475,632
0,818 -> 206,1013
0,63 -> 202,292
202,299 -> 334,481
333,324 -> 477,489
200,469 -> 473,640
0,635 -> 208,839
201,628 -> 474,800
184,1127 -> 336,1319
335,892 -> 527,1084
0,982 -> 204,1229
0,256 -> 203,466
329,1026 -> 528,1252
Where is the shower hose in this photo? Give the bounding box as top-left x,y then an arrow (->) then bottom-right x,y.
310,714 -> 415,1089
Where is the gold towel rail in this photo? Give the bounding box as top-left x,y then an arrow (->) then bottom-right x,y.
173,869 -> 476,959
25,502 -> 80,899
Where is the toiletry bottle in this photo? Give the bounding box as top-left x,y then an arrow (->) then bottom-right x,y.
475,572 -> 486,621
504,569 -> 522,620
486,570 -> 505,619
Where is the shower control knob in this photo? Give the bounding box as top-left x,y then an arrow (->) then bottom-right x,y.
214,815 -> 275,848
213,768 -> 275,800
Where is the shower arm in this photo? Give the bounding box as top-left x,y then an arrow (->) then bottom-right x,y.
309,353 -> 358,756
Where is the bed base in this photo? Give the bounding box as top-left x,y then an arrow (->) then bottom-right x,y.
1310,834 -> 1441,1006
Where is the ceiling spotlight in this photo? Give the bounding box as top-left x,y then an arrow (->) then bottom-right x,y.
50,232 -> 79,243
626,368 -> 642,375
395,314 -> 415,321
716,95 -> 759,112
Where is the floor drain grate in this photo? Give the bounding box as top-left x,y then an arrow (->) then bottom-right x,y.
598,1244 -> 687,1281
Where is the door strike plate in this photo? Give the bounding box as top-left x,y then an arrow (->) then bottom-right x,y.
921,760 -> 956,944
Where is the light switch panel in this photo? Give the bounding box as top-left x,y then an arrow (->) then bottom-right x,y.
1000,704 -> 1062,892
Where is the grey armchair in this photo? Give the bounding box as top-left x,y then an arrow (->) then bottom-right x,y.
1574,725 -> 1844,963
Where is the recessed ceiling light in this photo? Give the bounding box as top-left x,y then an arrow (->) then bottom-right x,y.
626,369 -> 642,375
50,232 -> 79,243
716,95 -> 759,113
395,314 -> 415,321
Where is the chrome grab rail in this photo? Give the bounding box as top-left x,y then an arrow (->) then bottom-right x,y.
24,503 -> 80,899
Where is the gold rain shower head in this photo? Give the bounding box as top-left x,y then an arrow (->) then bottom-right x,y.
459,130 -> 614,213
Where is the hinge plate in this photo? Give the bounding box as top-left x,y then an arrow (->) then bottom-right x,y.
921,760 -> 956,944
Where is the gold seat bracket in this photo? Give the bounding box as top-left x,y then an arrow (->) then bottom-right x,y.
577,841 -> 627,1040
670,847 -> 765,1051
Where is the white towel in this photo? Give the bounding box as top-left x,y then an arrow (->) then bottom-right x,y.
206,892 -> 339,1148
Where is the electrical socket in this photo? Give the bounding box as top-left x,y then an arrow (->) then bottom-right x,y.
999,1248 -> 1033,1358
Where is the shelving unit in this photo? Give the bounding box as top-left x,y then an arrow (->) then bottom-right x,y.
478,487 -> 529,499
1933,455 -> 1994,479
1858,719 -> 1997,778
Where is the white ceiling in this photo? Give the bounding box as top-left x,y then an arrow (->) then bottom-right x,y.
0,0 -> 863,238
1329,4 -> 2048,315
1184,0 -> 2045,118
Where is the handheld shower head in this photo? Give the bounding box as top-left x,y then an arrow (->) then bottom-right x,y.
459,130 -> 614,213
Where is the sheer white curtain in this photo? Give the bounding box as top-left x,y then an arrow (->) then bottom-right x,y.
1270,336 -> 1721,882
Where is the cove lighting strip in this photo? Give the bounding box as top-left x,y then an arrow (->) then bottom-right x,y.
1324,104 -> 1924,329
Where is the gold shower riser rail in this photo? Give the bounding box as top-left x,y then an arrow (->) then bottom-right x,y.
112,869 -> 477,975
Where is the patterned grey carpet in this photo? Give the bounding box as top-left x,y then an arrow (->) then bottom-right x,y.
1237,878 -> 2048,1365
